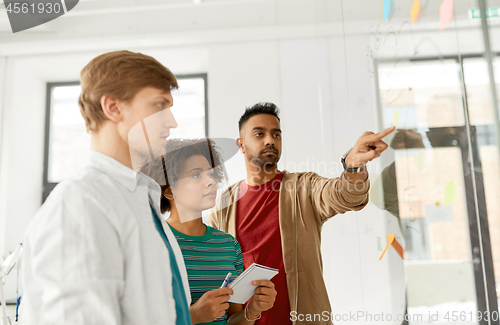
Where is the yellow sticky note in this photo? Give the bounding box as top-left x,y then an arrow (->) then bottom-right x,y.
439,0 -> 454,31
411,0 -> 421,24
443,180 -> 456,207
393,108 -> 399,128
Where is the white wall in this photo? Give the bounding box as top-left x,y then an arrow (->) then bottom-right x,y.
0,14 -> 499,323
0,56 -> 7,257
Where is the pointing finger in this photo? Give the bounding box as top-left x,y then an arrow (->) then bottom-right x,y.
376,126 -> 396,138
362,126 -> 395,143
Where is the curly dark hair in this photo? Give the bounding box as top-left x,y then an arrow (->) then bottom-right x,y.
139,138 -> 224,213
238,102 -> 280,132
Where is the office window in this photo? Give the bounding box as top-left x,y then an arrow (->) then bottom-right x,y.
376,55 -> 500,320
42,75 -> 208,201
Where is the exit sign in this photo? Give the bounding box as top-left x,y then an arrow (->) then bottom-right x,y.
470,7 -> 500,19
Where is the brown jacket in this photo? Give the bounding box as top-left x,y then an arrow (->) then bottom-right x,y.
207,171 -> 370,325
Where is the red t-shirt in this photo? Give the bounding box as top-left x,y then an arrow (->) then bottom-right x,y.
236,172 -> 292,325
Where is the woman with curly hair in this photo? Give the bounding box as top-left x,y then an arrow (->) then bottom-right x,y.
139,138 -> 276,325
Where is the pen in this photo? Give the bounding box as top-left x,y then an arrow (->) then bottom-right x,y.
220,272 -> 232,288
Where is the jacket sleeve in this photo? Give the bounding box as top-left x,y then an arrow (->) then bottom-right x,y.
23,182 -> 124,325
305,172 -> 370,224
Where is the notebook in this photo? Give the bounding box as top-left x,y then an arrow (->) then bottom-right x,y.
228,263 -> 279,304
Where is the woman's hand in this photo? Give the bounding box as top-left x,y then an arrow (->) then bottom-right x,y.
247,280 -> 277,316
190,287 -> 233,324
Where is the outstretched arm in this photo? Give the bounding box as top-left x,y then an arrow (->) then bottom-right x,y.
307,127 -> 395,222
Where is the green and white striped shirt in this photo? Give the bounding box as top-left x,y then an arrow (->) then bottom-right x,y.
169,224 -> 244,325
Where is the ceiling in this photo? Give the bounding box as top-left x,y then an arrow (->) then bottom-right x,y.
0,0 -> 488,45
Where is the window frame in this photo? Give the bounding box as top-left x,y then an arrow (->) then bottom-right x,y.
42,81 -> 80,202
175,73 -> 209,137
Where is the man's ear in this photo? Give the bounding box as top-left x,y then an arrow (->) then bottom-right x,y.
236,138 -> 245,154
163,186 -> 174,200
100,94 -> 123,124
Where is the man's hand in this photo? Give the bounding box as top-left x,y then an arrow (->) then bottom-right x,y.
190,287 -> 233,324
345,126 -> 396,168
247,280 -> 277,316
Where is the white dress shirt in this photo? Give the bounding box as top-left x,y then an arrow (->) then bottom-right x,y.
20,150 -> 191,325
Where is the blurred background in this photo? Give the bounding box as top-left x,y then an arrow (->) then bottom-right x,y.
0,0 -> 500,324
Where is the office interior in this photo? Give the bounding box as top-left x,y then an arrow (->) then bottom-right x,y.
1,0 -> 500,324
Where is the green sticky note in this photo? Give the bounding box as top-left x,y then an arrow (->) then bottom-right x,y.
377,236 -> 382,251
443,180 -> 456,207
394,108 -> 399,128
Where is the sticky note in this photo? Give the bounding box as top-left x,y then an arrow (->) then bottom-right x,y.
383,0 -> 395,22
377,236 -> 382,251
439,0 -> 454,31
443,179 -> 456,207
425,204 -> 454,222
379,233 -> 404,260
393,107 -> 399,128
411,0 -> 421,24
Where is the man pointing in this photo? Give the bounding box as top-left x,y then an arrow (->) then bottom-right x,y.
209,102 -> 394,324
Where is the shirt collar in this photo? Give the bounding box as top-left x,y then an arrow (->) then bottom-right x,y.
88,150 -> 141,192
88,151 -> 163,212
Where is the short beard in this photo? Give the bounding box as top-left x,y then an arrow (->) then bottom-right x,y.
249,154 -> 280,170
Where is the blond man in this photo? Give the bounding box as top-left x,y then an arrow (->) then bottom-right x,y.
20,51 -> 191,325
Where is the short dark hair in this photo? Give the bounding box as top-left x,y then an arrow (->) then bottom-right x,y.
238,102 -> 281,132
139,138 -> 224,213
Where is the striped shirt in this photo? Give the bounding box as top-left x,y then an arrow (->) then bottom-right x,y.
169,224 -> 244,325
